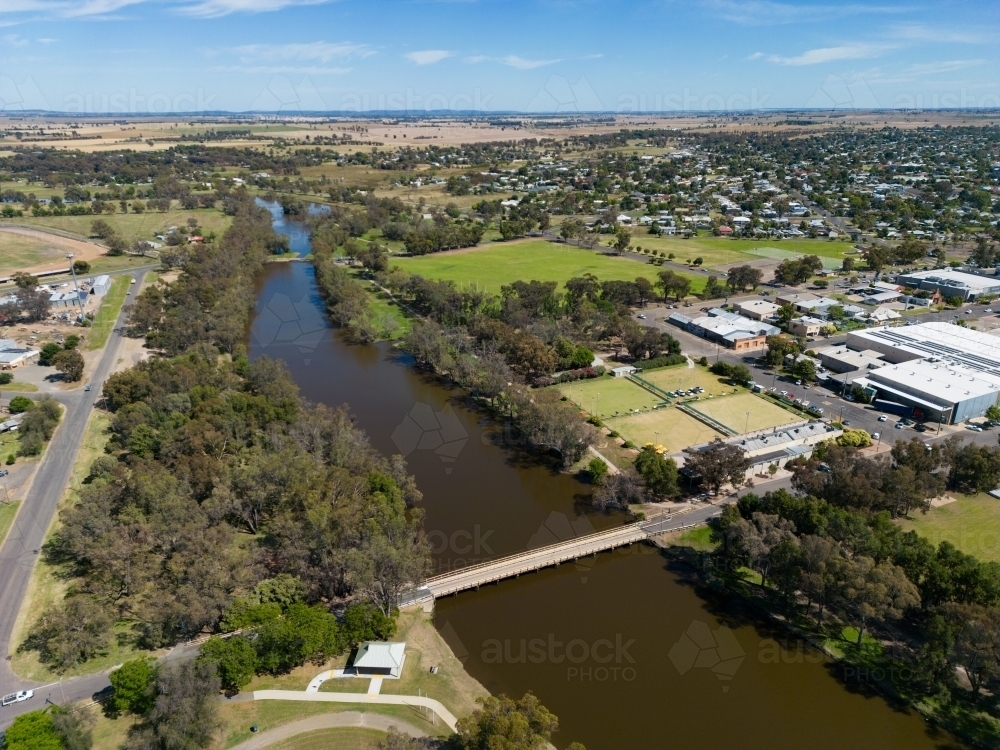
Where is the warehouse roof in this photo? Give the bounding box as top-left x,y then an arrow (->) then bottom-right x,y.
897,268 -> 1000,294
847,323 -> 1000,375
864,359 -> 1000,401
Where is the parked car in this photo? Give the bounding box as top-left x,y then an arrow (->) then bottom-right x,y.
915,424 -> 928,432
0,470 -> 7,478
878,415 -> 888,422
872,432 -> 881,440
842,420 -> 851,426
968,424 -> 984,432
636,314 -> 646,319
895,422 -> 906,429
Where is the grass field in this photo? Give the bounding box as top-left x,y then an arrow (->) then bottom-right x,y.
634,234 -> 854,270
639,364 -> 735,397
7,208 -> 233,244
690,392 -> 801,434
86,275 -> 131,350
557,376 -> 663,419
0,234 -> 66,277
392,239 -> 705,294
605,407 -> 725,453
897,493 -> 1000,563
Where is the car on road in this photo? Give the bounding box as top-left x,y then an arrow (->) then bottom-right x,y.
985,309 -> 993,313
84,384 -> 91,392
637,314 -> 646,319
2,690 -> 34,707
878,415 -> 888,422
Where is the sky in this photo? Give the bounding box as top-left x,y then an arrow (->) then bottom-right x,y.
0,0 -> 997,114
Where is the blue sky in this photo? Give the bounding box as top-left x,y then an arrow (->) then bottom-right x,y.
0,0 -> 997,113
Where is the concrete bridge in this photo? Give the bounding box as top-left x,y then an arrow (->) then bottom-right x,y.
400,504 -> 721,608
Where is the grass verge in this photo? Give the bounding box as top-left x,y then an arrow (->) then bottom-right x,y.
0,500 -> 19,546
6,410 -> 139,681
86,275 -> 131,351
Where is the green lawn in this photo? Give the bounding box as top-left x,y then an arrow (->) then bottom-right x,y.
0,382 -> 38,392
897,493 -> 1000,563
640,365 -> 734,398
265,728 -> 389,750
634,234 -> 855,271
605,407 -> 725,454
556,376 -> 663,418
392,239 -> 705,294
691,392 -> 801,434
5,208 -> 233,244
86,275 -> 131,350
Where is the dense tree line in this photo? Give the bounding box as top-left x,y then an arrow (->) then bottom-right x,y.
701,434 -> 1000,735
21,201 -> 429,673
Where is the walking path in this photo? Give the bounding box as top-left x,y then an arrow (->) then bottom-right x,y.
587,445 -> 620,475
228,711 -> 428,750
252,690 -> 459,732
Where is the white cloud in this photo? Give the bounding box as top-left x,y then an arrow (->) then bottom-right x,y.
501,55 -> 560,70
178,0 -> 329,17
891,23 -> 994,44
699,0 -> 905,26
0,0 -> 143,16
2,32 -> 28,45
229,41 -> 373,65
749,44 -> 889,66
463,55 -> 488,64
903,59 -> 987,76
404,49 -> 452,65
36,36 -> 57,42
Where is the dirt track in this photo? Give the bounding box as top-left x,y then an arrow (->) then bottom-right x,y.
0,225 -> 107,275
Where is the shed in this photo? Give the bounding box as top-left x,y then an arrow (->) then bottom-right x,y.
611,365 -> 637,378
352,641 -> 406,678
92,275 -> 111,295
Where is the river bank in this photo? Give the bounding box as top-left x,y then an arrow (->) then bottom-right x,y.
251,200 -> 969,750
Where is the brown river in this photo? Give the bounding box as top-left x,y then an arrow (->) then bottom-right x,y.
248,205 -> 963,750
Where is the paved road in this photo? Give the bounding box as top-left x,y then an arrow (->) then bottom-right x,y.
228,711 -> 428,750
0,271 -> 146,729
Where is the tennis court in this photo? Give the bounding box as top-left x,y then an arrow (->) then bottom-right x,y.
605,407 -> 726,454
688,392 -> 800,434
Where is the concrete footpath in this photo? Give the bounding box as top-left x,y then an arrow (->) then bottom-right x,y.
229,710 -> 428,750
252,689 -> 459,732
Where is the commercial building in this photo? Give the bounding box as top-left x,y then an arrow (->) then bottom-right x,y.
667,309 -> 779,351
733,299 -> 779,321
0,339 -> 40,369
837,323 -> 1000,423
788,316 -> 825,337
48,291 -> 86,309
894,268 -> 1000,301
816,345 -> 887,374
853,360 -> 1000,424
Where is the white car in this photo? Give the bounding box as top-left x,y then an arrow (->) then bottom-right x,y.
968,425 -> 984,432
872,432 -> 881,440
878,415 -> 887,422
1,690 -> 33,706
637,314 -> 646,319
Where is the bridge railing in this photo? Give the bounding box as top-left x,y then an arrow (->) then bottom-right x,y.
422,521 -> 647,585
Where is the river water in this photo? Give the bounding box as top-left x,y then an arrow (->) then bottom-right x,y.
248,203 -> 963,750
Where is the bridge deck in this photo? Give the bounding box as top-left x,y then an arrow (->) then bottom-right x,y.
400,505 -> 720,608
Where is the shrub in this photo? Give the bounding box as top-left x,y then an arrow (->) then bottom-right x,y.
8,395 -> 33,413
109,658 -> 157,715
0,372 -> 11,385
587,457 -> 609,483
197,637 -> 258,694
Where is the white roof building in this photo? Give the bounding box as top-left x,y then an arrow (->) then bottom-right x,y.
352,641 -> 406,678
895,268 -> 1000,301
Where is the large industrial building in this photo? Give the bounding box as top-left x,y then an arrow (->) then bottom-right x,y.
894,268 -> 1000,301
840,323 -> 1000,424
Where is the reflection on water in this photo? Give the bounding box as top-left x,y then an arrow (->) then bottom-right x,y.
248,209 -> 965,750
